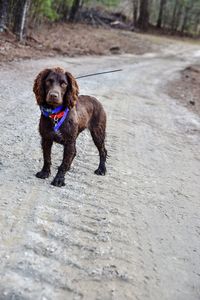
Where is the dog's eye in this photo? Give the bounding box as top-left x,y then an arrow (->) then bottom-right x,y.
46,80 -> 52,86
60,81 -> 67,88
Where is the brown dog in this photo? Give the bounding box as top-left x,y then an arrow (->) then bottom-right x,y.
33,67 -> 107,187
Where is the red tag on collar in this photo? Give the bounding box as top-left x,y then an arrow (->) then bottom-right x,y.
49,111 -> 65,120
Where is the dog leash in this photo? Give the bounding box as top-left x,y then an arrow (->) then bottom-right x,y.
40,69 -> 122,131
76,69 -> 122,79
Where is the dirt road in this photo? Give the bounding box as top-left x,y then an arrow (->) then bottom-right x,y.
0,41 -> 200,300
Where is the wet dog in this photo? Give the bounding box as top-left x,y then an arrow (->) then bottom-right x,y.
33,67 -> 107,187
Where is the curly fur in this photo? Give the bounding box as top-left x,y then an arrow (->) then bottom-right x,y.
33,68 -> 79,109
65,72 -> 79,108
33,67 -> 107,187
33,68 -> 51,106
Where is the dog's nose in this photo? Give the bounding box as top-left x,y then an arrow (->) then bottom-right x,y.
49,91 -> 59,100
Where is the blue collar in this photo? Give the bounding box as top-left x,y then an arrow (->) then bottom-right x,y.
40,105 -> 69,132
40,105 -> 63,117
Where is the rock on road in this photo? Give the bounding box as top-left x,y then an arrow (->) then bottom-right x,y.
0,41 -> 200,300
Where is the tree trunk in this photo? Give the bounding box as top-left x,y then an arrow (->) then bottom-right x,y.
132,0 -> 138,27
13,0 -> 31,41
174,3 -> 182,32
69,0 -> 81,22
181,3 -> 193,34
57,0 -> 69,21
0,0 -> 9,31
156,0 -> 166,28
171,0 -> 178,32
137,0 -> 149,31
181,7 -> 189,34
194,13 -> 200,36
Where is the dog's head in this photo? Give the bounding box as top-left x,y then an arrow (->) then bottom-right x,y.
33,67 -> 79,109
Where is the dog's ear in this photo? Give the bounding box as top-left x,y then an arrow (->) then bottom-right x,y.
64,71 -> 79,109
33,69 -> 51,106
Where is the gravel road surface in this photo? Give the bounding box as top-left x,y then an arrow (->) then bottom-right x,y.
0,42 -> 200,300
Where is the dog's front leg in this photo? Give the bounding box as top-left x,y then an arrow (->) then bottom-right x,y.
36,138 -> 53,179
51,141 -> 76,187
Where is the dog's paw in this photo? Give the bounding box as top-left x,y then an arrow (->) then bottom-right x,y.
51,176 -> 65,187
36,170 -> 50,179
94,167 -> 106,176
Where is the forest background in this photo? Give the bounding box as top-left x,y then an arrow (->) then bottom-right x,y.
0,0 -> 200,42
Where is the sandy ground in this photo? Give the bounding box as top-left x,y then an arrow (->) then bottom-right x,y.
0,41 -> 200,300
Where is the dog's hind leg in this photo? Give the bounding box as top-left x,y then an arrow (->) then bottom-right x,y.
90,126 -> 107,175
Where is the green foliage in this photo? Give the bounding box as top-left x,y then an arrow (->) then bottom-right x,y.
29,0 -> 200,35
96,0 -> 120,7
84,0 -> 120,8
31,0 -> 59,21
31,0 -> 120,23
